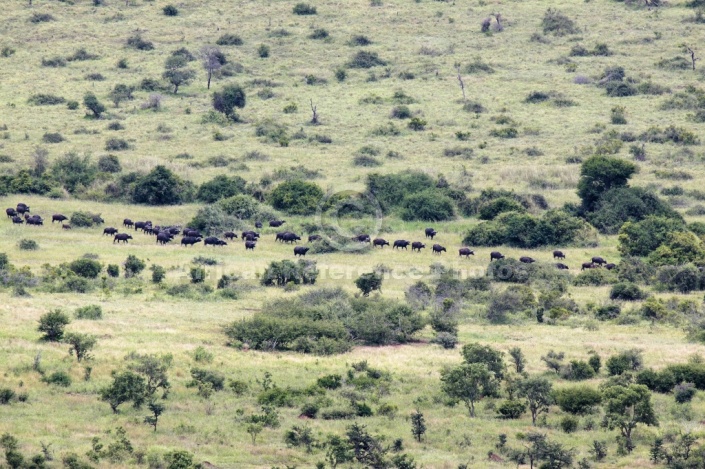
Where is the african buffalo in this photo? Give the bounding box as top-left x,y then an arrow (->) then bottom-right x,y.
592,257 -> 607,266
103,227 -> 119,236
134,221 -> 148,231
255,221 -> 263,229
181,236 -> 202,247
204,237 -> 227,247
459,248 -> 475,258
224,231 -> 237,240
555,263 -> 569,270
114,233 -> 133,244
432,244 -> 446,254
394,240 -> 410,250
184,229 -> 202,238
553,250 -> 565,260
62,224 -> 71,230
294,246 -> 310,257
269,220 -> 286,227
16,203 -> 29,214
581,262 -> 597,271
281,232 -> 301,244
156,233 -> 173,245
373,238 -> 389,248
52,214 -> 68,224
411,242 -> 425,252
309,234 -> 322,242
245,241 -> 256,250
425,228 -> 437,239
353,234 -> 370,243
242,231 -> 260,240
26,215 -> 43,226
11,216 -> 23,224
490,251 -> 505,261
604,263 -> 616,270
520,256 -> 535,264
123,218 -> 133,228
6,208 -> 16,218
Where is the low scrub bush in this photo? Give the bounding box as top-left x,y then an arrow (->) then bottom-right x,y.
75,305 -> 102,320
554,385 -> 602,414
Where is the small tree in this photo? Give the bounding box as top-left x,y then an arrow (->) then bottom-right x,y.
410,410 -> 426,442
577,155 -> 637,211
83,93 -> 106,118
509,346 -> 526,373
162,56 -> 195,94
601,384 -> 658,452
325,435 -> 353,469
64,333 -> 97,362
123,255 -> 146,278
355,272 -> 383,296
38,310 -> 70,341
144,401 -> 164,432
127,353 -> 172,398
517,376 -> 553,425
212,84 -> 246,120
461,343 -> 506,379
100,371 -> 147,413
200,46 -> 224,90
247,423 -> 263,445
440,363 -> 499,417
150,265 -> 166,283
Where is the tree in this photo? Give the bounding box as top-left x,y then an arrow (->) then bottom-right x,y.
577,155 -> 637,211
164,450 -> 195,469
268,180 -> 324,215
162,55 -> 195,94
325,435 -> 353,469
212,84 -> 246,120
109,84 -> 134,107
601,384 -> 658,452
132,166 -> 189,205
144,401 -> 164,432
345,423 -> 388,467
38,310 -> 70,341
64,333 -> 97,362
51,152 -> 97,193
200,46 -> 224,90
517,376 -> 553,426
83,93 -> 106,118
440,363 -> 499,417
100,371 -> 147,413
123,255 -> 146,278
461,343 -> 506,379
246,423 -> 263,445
618,216 -> 686,257
509,347 -> 526,373
355,272 -> 383,296
410,410 -> 426,442
127,353 -> 172,398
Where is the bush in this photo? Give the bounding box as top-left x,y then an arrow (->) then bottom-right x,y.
150,265 -> 166,284
366,171 -> 436,212
133,165 -> 192,205
399,191 -> 455,222
595,304 -> 621,320
163,5 -> 178,16
28,94 -> 65,106
30,13 -> 54,23
478,197 -> 526,220
561,360 -> 597,381
317,374 -> 342,390
577,155 -> 637,211
656,265 -> 703,293
609,282 -> 646,301
18,239 -> 38,251
408,117 -> 427,131
261,260 -> 319,287
497,400 -> 526,419
268,180 -> 324,215
542,8 -> 578,35
126,34 -> 154,51
618,216 -> 686,257
588,187 -> 682,235
355,272 -> 383,296
0,388 -> 15,404
197,175 -> 246,203
560,416 -> 579,433
75,305 -> 102,320
391,105 -> 412,119
69,211 -> 102,228
574,268 -> 617,287
107,264 -> 119,278
606,349 -> 643,376
43,371 -> 72,387
38,310 -> 70,341
69,258 -> 102,279
189,368 -> 225,391
554,386 -> 602,414
123,255 -> 146,278
674,382 -> 696,403
97,154 -> 121,173
293,3 -> 317,14
648,232 -> 705,267
213,84 -> 246,120
41,56 -> 67,67
83,93 -> 106,118
216,34 -> 243,46
348,51 -> 387,68
105,138 -> 129,151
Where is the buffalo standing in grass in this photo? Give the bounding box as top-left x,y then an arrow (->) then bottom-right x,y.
555,263 -> 569,270
294,246 -> 309,257
520,256 -> 535,264
605,263 -> 616,270
52,214 -> 67,224
353,234 -> 370,243
411,242 -> 425,252
581,262 -> 597,271
114,233 -> 133,244
26,215 -> 43,226
204,237 -> 227,247
432,244 -> 446,254
553,250 -> 565,259
6,208 -> 16,218
592,256 -> 607,266
224,231 -> 237,240
459,248 -> 474,258
103,227 -> 118,236
373,238 -> 389,248
490,251 -> 505,261
181,236 -> 202,247
245,241 -> 256,251
309,234 -> 322,242
242,231 -> 259,240
394,240 -> 410,250
123,218 -> 133,228
156,233 -> 173,245
425,228 -> 437,239
16,203 -> 29,214
11,216 -> 23,225
269,220 -> 285,227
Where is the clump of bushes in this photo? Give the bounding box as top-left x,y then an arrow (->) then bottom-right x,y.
348,51 -> 387,68
293,3 -> 317,15
268,180 -> 324,215
216,34 -> 243,46
261,260 -> 319,287
18,239 -> 38,250
75,305 -> 102,320
542,8 -> 578,36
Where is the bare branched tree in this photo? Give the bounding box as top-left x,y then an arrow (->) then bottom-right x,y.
456,66 -> 466,102
310,99 -> 319,125
200,46 -> 224,90
683,44 -> 699,71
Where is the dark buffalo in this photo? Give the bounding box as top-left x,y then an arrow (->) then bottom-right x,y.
281,232 -> 301,244
432,244 -> 446,254
62,224 -> 71,230
244,234 -> 258,242
156,233 -> 173,245
581,262 -> 597,271
353,234 -> 370,243
16,203 -> 29,214
604,263 -> 616,270
181,236 -> 202,247
411,242 -> 425,252
113,233 -> 133,244
520,256 -> 535,264
394,240 -> 410,250
425,228 -> 437,239
245,241 -> 256,250
459,248 -> 475,258
490,251 -> 505,261
255,221 -> 263,229
242,231 -> 260,240
184,229 -> 202,238
134,221 -> 148,231
204,237 -> 227,247
592,257 -> 607,266
553,250 -> 565,260
275,231 -> 289,242
555,263 -> 569,270
6,208 -> 16,218
123,218 -> 133,228
11,216 -> 23,224
103,227 -> 119,236
52,214 -> 68,224
26,215 -> 43,226
294,246 -> 309,257
167,227 -> 181,235
309,234 -> 322,243
92,215 -> 105,225
224,231 -> 237,240
373,238 -> 389,248
269,220 -> 286,227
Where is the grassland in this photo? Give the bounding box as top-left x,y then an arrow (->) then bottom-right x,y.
2,0 -> 705,468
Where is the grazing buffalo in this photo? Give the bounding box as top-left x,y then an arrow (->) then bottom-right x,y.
592,257 -> 607,266
553,250 -> 565,260
353,234 -> 370,243
166,227 -> 181,235
581,262 -> 597,271
432,244 -> 446,254
11,216 -> 23,224
255,221 -> 263,229
156,233 -> 173,245
394,240 -> 410,250
244,234 -> 258,242
62,224 -> 71,230
123,218 -> 133,228
181,236 -> 202,247
373,238 -> 389,248
113,233 -> 133,244
275,231 -> 289,242
555,263 -> 569,270
204,237 -> 227,247
134,221 -> 148,231
269,220 -> 286,227
184,229 -> 202,238
245,241 -> 256,251
294,246 -> 310,257
490,251 -> 505,261
224,231 -> 237,240
309,234 -> 322,243
103,227 -> 119,236
242,230 -> 260,240
16,203 -> 30,214
281,232 -> 301,243
6,208 -> 16,218
52,214 -> 68,224
26,215 -> 43,226
459,248 -> 475,258
425,228 -> 437,239
411,242 -> 425,252
604,263 -> 616,270
520,256 -> 535,264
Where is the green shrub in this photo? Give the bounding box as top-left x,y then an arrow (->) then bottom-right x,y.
38,310 -> 70,341
30,12 -> 55,23
123,255 -> 146,278
595,304 -> 621,320
216,34 -> 243,46
293,3 -> 317,14
407,117 -> 426,131
75,305 -> 102,320
554,386 -> 602,414
0,388 -> 16,404
609,282 -> 646,301
561,360 -> 597,381
42,371 -> 72,387
107,264 -> 119,278
18,239 -> 38,251
69,258 -> 102,279
212,84 -> 246,120
28,94 -> 65,106
618,216 -> 686,257
132,166 -> 193,205
588,187 -> 681,235
83,93 -> 106,118
189,368 -> 225,391
317,374 -> 342,389
41,56 -> 67,67
497,400 -> 526,419
606,349 -> 643,376
348,51 -> 387,68
366,171 -> 435,212
656,265 -> 703,293
197,175 -> 246,203
98,155 -> 121,173
542,8 -> 578,35
268,180 -> 324,215
674,383 -> 696,403
399,191 -> 455,221
560,416 -> 579,433
105,138 -> 129,151
126,34 -> 154,51
391,105 -> 412,119
577,155 -> 637,211
163,5 -> 178,16
261,260 -> 319,287
355,272 -> 383,296
150,265 -> 166,284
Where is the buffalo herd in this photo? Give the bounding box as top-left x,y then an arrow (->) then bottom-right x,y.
4,202 -> 612,269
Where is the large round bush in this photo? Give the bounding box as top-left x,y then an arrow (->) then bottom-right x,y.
399,190 -> 455,221
268,180 -> 324,215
